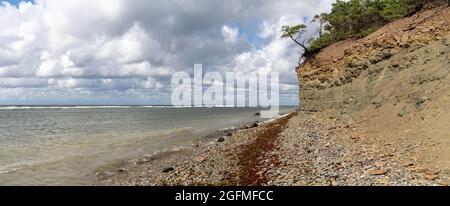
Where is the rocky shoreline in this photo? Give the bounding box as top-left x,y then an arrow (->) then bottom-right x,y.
266,111 -> 448,186
96,110 -> 448,186
95,112 -> 295,186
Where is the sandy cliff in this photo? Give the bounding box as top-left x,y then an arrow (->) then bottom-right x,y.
297,5 -> 450,174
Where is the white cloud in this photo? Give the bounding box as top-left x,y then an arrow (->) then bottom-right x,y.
0,0 -> 336,105
221,25 -> 239,43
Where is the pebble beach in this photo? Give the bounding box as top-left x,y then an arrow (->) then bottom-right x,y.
96,110 -> 448,186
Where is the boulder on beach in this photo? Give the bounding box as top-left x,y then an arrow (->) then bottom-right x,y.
162,167 -> 174,173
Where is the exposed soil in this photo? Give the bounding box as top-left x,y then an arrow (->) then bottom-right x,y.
297,5 -> 450,182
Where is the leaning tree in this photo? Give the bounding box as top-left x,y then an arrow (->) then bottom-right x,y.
281,24 -> 310,63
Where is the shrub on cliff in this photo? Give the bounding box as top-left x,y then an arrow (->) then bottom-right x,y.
283,0 -> 445,60
307,0 -> 420,53
305,0 -> 440,55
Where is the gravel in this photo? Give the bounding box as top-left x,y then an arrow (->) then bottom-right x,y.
266,112 -> 448,186
96,111 -> 448,186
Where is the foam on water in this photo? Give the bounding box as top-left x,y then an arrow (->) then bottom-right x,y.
0,105 -> 178,110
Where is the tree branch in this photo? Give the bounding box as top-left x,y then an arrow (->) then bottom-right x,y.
289,35 -> 308,53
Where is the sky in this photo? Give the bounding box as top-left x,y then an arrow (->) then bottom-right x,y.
0,0 -> 335,105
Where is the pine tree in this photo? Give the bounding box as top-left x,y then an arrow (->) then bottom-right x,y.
281,24 -> 310,62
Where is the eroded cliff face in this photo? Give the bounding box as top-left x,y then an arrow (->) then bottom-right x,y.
297,6 -> 450,171
298,6 -> 449,113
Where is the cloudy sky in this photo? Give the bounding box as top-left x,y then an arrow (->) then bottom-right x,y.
0,0 -> 334,105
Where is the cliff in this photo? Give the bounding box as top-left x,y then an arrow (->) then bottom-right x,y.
297,5 -> 450,172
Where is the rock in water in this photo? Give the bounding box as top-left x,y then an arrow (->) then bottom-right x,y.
217,137 -> 225,142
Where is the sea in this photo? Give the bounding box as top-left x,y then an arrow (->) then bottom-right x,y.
0,106 -> 296,185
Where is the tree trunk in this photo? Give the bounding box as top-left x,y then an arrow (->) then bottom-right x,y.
289,36 -> 309,54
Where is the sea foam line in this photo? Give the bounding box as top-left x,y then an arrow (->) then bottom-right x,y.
0,106 -> 177,110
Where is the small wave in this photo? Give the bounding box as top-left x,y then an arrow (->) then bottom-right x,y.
0,159 -> 60,174
68,106 -> 132,109
0,106 -> 178,110
263,112 -> 294,124
0,106 -> 52,110
0,162 -> 29,174
137,126 -> 195,138
138,106 -> 176,108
